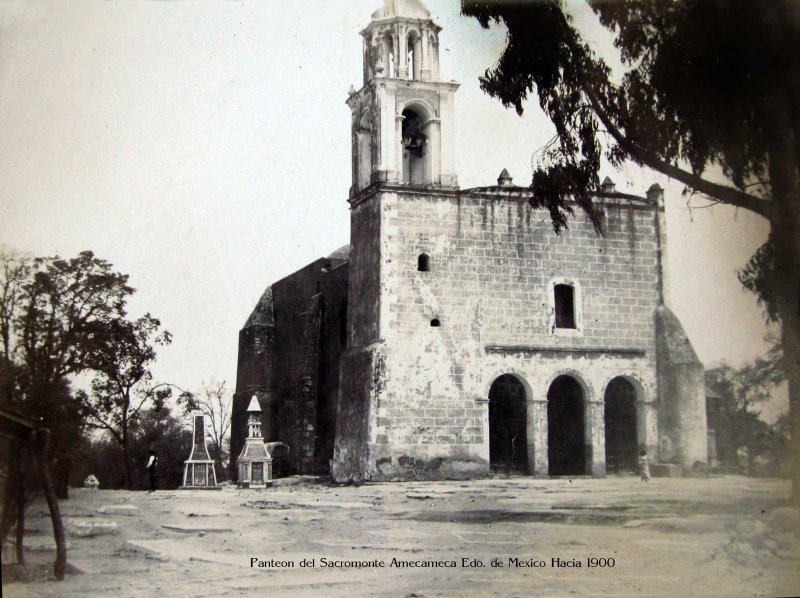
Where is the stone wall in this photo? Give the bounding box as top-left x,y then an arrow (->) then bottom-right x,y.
331,191 -> 384,481
357,184 -> 663,480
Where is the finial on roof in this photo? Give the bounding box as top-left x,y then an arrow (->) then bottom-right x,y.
648,183 -> 663,192
371,0 -> 432,21
601,176 -> 616,193
497,168 -> 513,187
247,395 -> 261,413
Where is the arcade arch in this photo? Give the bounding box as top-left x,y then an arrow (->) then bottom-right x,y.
547,374 -> 587,476
488,374 -> 529,474
604,376 -> 640,473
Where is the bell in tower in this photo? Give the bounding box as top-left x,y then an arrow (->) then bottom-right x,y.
347,0 -> 459,195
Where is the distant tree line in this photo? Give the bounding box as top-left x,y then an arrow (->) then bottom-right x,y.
706,341 -> 789,476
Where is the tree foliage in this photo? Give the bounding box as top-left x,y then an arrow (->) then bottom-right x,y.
462,0 -> 793,224
706,343 -> 787,473
0,247 -> 179,497
0,250 -> 136,494
78,314 -> 177,488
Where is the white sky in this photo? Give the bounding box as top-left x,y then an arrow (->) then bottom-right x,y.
0,1 -> 780,417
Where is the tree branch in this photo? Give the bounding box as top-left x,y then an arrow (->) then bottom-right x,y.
580,84 -> 773,219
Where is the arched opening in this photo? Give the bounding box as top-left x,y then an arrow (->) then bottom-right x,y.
387,34 -> 396,77
489,374 -> 528,474
407,31 -> 421,80
604,377 -> 639,473
417,253 -> 430,271
430,318 -> 440,327
356,110 -> 372,190
382,33 -> 395,77
547,375 -> 586,475
401,107 -> 428,184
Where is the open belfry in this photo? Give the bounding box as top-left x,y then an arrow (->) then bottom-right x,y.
231,0 -> 707,483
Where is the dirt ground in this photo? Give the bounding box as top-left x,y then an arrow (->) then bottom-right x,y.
3,475 -> 799,597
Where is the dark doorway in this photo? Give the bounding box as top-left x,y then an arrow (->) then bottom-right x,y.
604,377 -> 638,473
547,375 -> 586,475
489,375 -> 528,474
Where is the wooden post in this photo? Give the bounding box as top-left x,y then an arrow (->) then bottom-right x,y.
15,464 -> 25,565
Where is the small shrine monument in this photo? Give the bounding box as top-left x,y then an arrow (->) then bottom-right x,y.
237,396 -> 272,488
180,411 -> 220,489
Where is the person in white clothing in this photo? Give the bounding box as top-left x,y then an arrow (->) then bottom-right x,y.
146,449 -> 158,492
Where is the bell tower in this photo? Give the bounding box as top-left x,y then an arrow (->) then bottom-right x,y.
347,0 -> 459,195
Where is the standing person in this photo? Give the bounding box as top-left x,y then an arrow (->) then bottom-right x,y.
639,449 -> 651,482
146,449 -> 158,492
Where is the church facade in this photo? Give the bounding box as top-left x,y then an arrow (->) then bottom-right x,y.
231,0 -> 708,483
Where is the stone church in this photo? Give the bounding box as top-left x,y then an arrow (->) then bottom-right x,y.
231,0 -> 707,483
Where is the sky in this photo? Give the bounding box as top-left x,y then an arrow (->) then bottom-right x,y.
0,1 -> 782,418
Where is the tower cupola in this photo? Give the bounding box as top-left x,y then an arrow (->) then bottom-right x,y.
362,0 -> 441,84
348,0 -> 459,195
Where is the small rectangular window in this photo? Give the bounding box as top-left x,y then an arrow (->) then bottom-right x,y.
417,253 -> 430,272
554,284 -> 576,329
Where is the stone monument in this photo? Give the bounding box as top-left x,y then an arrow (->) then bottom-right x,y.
180,411 -> 220,489
236,396 -> 272,488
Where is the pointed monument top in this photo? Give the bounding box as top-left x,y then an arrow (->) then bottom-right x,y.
371,0 -> 432,21
246,395 -> 261,413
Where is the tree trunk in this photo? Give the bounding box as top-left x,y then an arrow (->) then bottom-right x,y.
765,95 -> 800,504
122,419 -> 132,490
33,427 -> 67,580
774,229 -> 800,504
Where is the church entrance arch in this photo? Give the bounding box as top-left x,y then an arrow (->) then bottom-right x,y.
488,374 -> 528,474
604,377 -> 639,473
547,375 -> 586,475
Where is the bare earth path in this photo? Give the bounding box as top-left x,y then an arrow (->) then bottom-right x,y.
4,476 -> 798,597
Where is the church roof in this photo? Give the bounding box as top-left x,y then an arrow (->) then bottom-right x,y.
244,286 -> 274,328
371,0 -> 431,21
327,244 -> 351,261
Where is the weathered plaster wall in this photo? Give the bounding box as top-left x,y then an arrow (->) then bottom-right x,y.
655,305 -> 708,470
331,192 -> 384,482
363,185 -> 662,479
316,263 -> 349,472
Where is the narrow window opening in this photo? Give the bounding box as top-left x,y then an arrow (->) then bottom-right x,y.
407,32 -> 419,80
417,253 -> 430,272
430,318 -> 441,327
387,46 -> 395,77
554,284 -> 576,329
